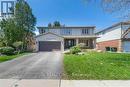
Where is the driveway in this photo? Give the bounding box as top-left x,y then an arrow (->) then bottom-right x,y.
0,51 -> 63,79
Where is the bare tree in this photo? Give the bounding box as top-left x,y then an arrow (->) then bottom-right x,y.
85,0 -> 130,19
102,0 -> 130,13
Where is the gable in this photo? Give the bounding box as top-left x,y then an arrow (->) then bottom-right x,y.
36,33 -> 63,41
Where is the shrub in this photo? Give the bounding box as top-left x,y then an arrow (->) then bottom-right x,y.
13,41 -> 23,54
0,47 -> 15,55
78,43 -> 86,49
70,46 -> 81,54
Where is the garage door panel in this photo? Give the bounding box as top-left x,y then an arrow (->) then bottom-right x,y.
39,41 -> 61,51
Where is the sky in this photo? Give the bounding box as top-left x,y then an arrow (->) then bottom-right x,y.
0,0 -> 124,34
27,0 -> 123,31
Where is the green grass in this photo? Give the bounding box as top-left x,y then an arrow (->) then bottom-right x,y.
0,53 -> 28,63
64,52 -> 130,80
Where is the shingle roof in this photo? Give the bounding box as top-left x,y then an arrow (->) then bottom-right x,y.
37,26 -> 96,29
35,32 -> 64,38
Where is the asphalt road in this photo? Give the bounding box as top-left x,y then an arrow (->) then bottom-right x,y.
0,52 -> 63,79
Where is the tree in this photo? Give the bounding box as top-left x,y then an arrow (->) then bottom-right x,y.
0,18 -> 18,46
53,21 -> 61,27
48,23 -> 52,28
85,0 -> 130,19
0,0 -> 36,51
13,41 -> 23,54
0,29 -> 4,47
15,0 -> 36,50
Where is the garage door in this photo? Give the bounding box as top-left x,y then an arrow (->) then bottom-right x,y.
39,41 -> 61,51
123,41 -> 130,52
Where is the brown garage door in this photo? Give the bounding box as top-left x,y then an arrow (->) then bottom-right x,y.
39,41 -> 61,51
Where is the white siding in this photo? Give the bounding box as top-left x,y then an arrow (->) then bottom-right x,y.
123,41 -> 130,52
36,34 -> 63,42
49,29 -> 61,35
72,29 -> 81,36
97,25 -> 122,42
41,28 -> 95,36
121,24 -> 130,34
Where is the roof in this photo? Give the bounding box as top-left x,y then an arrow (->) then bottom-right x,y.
63,35 -> 99,38
35,32 -> 64,38
96,21 -> 130,34
35,32 -> 98,39
37,26 -> 96,29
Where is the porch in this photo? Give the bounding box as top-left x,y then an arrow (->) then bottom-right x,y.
64,38 -> 96,49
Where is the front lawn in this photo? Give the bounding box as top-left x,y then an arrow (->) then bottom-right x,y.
63,52 -> 130,80
0,53 -> 27,63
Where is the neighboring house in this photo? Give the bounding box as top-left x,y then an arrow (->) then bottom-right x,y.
96,22 -> 130,52
0,0 -> 15,18
35,26 -> 97,51
0,0 -> 15,39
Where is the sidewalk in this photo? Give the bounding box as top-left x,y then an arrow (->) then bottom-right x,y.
0,79 -> 130,87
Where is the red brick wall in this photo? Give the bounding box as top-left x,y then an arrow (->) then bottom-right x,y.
96,40 -> 121,51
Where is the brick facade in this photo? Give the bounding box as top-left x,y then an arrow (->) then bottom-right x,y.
96,39 -> 121,52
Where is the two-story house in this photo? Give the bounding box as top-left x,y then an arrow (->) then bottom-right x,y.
35,26 -> 97,51
96,22 -> 130,52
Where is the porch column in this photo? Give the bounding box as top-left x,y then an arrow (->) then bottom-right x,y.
61,40 -> 64,51
93,39 -> 96,49
76,38 -> 79,46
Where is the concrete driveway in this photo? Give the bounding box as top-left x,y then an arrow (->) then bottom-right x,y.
0,51 -> 63,79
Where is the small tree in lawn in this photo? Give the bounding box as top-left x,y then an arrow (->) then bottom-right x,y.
13,41 -> 23,54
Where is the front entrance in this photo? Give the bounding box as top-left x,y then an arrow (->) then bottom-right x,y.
64,39 -> 76,49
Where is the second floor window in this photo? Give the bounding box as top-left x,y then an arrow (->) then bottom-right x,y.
61,29 -> 72,35
82,29 -> 89,35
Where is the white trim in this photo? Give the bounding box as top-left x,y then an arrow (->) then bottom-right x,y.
35,32 -> 64,52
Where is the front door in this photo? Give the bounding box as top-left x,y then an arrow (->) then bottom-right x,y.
64,39 -> 76,49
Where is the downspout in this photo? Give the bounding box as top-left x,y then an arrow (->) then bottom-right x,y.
120,23 -> 123,52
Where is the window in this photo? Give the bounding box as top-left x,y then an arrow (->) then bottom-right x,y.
82,29 -> 89,35
61,29 -> 72,35
106,47 -> 111,51
106,47 -> 117,52
1,1 -> 14,15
